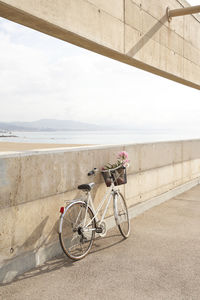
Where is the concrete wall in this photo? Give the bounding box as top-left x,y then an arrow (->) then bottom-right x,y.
1,140 -> 200,277
0,0 -> 199,90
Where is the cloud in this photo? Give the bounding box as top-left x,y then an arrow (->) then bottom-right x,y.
0,17 -> 199,131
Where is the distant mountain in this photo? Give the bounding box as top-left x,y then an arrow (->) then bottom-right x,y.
0,119 -> 108,131
0,122 -> 31,131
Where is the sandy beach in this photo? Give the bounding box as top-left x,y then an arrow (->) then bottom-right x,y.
0,142 -> 88,152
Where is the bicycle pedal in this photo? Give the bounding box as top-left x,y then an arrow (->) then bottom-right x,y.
96,227 -> 103,234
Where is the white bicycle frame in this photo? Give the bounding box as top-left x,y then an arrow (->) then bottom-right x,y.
82,167 -> 123,232
82,184 -> 117,231
59,166 -> 124,234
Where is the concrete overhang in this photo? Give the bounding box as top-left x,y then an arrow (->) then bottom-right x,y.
0,0 -> 199,90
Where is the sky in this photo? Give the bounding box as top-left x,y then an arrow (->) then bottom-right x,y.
0,0 -> 199,130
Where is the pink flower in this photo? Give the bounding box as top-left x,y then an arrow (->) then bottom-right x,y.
118,151 -> 129,160
101,151 -> 130,171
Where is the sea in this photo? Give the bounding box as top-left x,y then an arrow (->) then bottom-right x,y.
0,130 -> 200,145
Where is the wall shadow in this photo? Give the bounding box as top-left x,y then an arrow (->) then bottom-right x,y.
126,15 -> 168,58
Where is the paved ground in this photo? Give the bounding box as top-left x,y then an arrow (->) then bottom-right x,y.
1,185 -> 200,300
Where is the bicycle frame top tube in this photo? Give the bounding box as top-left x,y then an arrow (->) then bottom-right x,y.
84,181 -> 117,228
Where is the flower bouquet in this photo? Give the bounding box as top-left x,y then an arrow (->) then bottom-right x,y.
101,151 -> 130,187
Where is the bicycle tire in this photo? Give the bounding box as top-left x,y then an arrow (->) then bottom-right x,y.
113,192 -> 130,238
59,201 -> 96,260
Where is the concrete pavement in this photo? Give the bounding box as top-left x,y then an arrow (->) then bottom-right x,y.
1,185 -> 200,300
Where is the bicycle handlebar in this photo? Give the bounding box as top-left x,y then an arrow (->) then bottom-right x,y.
88,164 -> 125,176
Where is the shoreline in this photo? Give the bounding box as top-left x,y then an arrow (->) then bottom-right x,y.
0,141 -> 90,152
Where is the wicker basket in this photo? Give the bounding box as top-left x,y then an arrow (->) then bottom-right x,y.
102,166 -> 127,187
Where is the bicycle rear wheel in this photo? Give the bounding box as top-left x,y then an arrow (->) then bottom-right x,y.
59,201 -> 96,260
113,192 -> 130,238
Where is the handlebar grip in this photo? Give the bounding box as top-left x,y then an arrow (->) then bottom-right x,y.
88,170 -> 95,176
87,168 -> 97,176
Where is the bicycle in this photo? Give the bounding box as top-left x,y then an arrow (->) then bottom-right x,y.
59,165 -> 130,260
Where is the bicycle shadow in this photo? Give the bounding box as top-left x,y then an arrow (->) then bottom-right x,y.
0,254 -> 74,287
0,218 -> 72,287
90,229 -> 126,254
0,229 -> 125,287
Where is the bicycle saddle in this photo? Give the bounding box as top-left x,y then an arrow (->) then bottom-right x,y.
78,183 -> 95,191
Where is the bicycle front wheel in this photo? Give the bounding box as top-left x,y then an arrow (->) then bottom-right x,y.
113,192 -> 130,238
59,201 -> 96,260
